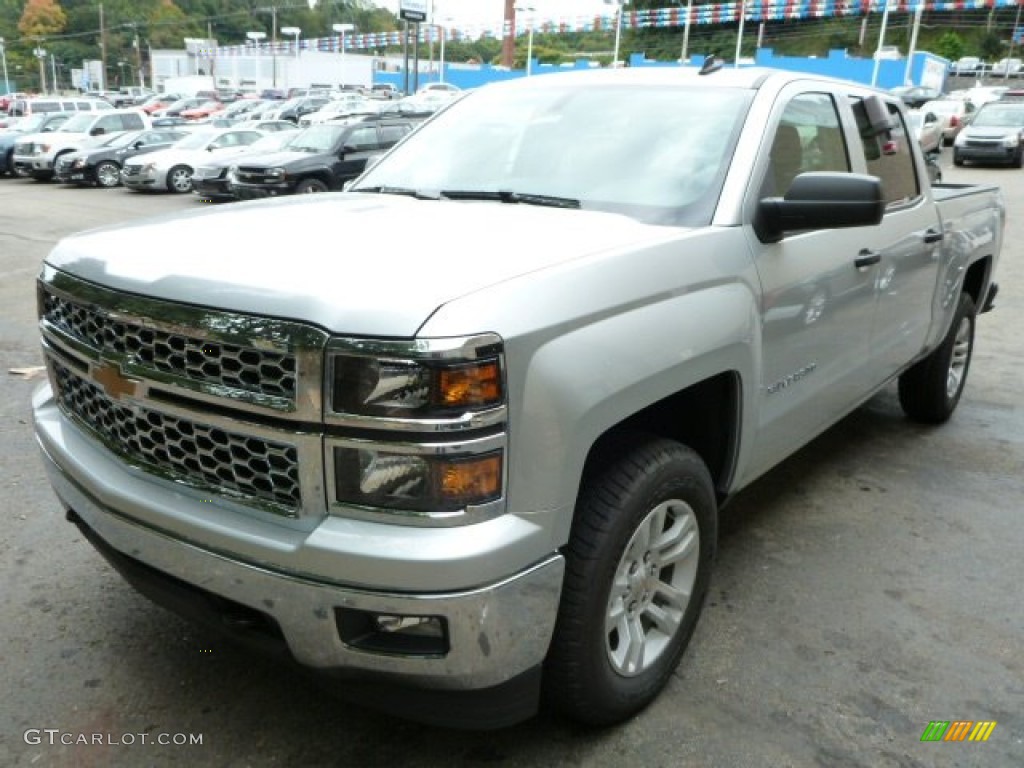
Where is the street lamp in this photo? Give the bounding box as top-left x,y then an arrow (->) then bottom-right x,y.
515,6 -> 535,76
612,2 -> 625,68
0,38 -> 9,97
281,26 -> 301,60
34,46 -> 47,93
332,23 -> 354,85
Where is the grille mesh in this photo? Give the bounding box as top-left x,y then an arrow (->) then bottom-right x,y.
42,290 -> 297,400
52,360 -> 302,511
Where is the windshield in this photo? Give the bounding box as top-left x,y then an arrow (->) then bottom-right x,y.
104,130 -> 145,148
173,131 -> 219,149
17,114 -> 50,132
289,125 -> 346,152
352,81 -> 751,226
59,114 -> 97,132
972,105 -> 1024,128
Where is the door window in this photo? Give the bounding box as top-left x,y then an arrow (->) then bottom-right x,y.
764,92 -> 849,197
851,98 -> 920,207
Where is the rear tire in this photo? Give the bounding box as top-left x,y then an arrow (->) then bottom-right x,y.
545,435 -> 717,726
898,293 -> 976,424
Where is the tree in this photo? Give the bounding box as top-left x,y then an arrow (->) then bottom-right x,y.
935,32 -> 965,63
18,0 -> 67,38
148,0 -> 195,49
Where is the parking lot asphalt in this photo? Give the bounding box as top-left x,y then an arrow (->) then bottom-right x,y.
1,161 -> 1021,767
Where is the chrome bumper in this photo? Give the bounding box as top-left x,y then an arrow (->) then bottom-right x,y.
35,390 -> 564,693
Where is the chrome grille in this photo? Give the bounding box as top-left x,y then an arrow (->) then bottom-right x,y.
42,290 -> 297,399
52,360 -> 302,512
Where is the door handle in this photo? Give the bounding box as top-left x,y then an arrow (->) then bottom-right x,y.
923,228 -> 944,244
854,249 -> 881,269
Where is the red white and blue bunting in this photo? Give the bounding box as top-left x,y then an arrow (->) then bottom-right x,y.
204,0 -> 1021,57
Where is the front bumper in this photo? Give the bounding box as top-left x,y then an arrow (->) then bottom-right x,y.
955,143 -> 1020,164
33,386 -> 563,709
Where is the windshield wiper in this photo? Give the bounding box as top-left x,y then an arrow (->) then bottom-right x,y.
352,185 -> 441,200
439,189 -> 580,209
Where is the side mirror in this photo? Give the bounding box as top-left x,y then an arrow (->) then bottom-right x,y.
754,172 -> 885,244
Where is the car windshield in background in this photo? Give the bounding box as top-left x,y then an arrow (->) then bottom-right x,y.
351,83 -> 752,226
173,131 -> 219,150
288,125 -> 346,152
103,130 -> 145,148
972,105 -> 1024,127
58,114 -> 97,132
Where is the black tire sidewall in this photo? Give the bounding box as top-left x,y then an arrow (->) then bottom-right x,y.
547,438 -> 717,725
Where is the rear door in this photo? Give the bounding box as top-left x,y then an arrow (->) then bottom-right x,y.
845,96 -> 943,384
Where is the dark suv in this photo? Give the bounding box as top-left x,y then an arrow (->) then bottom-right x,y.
228,118 -> 421,198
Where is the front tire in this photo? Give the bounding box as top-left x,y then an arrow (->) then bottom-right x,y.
95,160 -> 121,188
166,165 -> 193,193
953,151 -> 964,167
898,293 -> 976,424
545,435 -> 717,726
295,178 -> 328,194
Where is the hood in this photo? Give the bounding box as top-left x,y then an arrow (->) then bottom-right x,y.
236,149 -> 314,167
45,194 -> 679,337
962,125 -> 1023,139
125,146 -> 208,168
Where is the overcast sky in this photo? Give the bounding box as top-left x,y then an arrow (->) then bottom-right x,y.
370,0 -> 620,26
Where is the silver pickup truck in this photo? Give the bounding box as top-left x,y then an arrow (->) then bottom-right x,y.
33,67 -> 1002,728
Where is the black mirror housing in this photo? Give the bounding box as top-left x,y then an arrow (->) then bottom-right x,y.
755,172 -> 885,243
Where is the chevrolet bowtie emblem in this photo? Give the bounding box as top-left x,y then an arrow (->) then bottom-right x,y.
92,363 -> 140,401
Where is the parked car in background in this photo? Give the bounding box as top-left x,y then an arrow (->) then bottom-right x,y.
991,57 -> 1023,77
180,100 -> 224,121
151,97 -> 209,118
907,110 -> 943,155
228,117 -> 422,198
138,94 -> 183,114
191,130 -> 299,201
274,96 -> 332,124
298,94 -> 379,126
961,85 -> 1010,107
416,82 -> 462,96
0,112 -> 71,176
368,83 -> 400,100
920,99 -> 975,144
54,128 -> 190,187
953,100 -> 1024,166
13,109 -> 150,180
121,126 -> 266,193
890,86 -> 944,109
952,56 -> 983,76
7,96 -> 113,118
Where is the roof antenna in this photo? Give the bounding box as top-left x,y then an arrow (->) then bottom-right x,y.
699,55 -> 724,75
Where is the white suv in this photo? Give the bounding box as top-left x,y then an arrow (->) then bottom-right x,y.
13,109 -> 150,180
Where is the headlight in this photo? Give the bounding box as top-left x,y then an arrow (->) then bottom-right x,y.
265,167 -> 287,180
72,158 -> 86,169
142,162 -> 157,173
1004,134 -> 1021,147
227,165 -> 238,181
326,334 -> 507,523
954,132 -> 967,147
328,335 -> 504,423
333,441 -> 503,514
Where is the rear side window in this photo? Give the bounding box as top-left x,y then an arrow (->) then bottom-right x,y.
346,126 -> 380,150
380,124 -> 411,145
32,101 -> 61,113
121,113 -> 145,130
851,98 -> 920,207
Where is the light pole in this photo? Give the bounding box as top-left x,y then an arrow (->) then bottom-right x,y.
612,1 -> 625,68
34,46 -> 47,93
51,54 -> 58,92
333,23 -> 354,86
246,31 -> 266,91
0,38 -> 9,97
281,26 -> 301,60
515,6 -> 535,76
